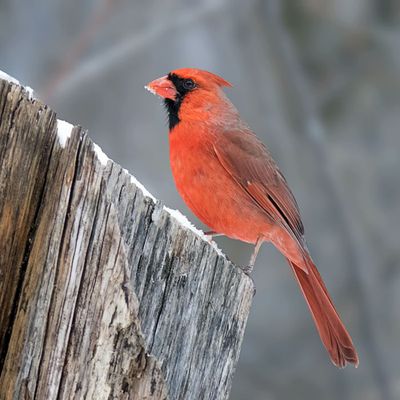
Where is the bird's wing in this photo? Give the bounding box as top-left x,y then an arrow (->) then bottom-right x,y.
213,128 -> 305,246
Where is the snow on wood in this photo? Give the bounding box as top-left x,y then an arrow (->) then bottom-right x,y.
0,70 -> 20,85
127,170 -> 157,202
93,142 -> 109,165
0,70 -> 35,99
164,206 -> 225,257
57,119 -> 74,148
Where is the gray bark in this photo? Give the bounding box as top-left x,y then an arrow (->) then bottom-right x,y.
0,78 -> 253,400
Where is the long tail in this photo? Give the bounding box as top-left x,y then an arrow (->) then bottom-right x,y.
288,258 -> 359,368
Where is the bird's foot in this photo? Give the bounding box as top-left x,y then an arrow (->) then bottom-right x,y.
239,265 -> 256,296
239,264 -> 253,275
204,234 -> 213,243
204,231 -> 224,242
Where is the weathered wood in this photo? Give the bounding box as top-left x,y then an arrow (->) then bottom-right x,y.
0,77 -> 253,400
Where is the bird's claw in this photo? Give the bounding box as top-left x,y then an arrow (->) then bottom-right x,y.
204,234 -> 213,243
239,264 -> 253,275
239,265 -> 256,296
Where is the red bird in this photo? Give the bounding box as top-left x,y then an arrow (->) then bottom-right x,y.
146,68 -> 358,368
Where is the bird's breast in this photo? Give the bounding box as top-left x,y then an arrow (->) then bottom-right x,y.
169,127 -> 272,243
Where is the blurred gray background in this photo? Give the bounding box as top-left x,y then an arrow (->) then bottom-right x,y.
1,0 -> 399,399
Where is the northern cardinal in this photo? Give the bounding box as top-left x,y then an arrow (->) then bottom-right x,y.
145,68 -> 358,368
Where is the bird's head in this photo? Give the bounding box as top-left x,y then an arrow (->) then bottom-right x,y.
145,68 -> 234,130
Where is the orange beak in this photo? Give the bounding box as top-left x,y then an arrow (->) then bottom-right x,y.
145,75 -> 177,100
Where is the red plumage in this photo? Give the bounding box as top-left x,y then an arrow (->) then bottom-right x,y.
146,67 -> 358,367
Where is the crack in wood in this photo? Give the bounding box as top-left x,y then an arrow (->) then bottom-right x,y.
0,117 -> 56,375
56,172 -> 105,400
33,130 -> 85,399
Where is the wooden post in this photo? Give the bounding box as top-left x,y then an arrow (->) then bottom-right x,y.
0,76 -> 253,399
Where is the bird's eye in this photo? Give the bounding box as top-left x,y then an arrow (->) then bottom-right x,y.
183,79 -> 195,90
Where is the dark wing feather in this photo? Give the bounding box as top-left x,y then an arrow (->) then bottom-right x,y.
213,129 -> 359,366
213,129 -> 305,245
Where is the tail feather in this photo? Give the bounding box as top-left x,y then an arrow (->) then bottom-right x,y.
288,258 -> 359,368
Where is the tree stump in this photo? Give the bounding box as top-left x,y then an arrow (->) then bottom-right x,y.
0,75 -> 253,400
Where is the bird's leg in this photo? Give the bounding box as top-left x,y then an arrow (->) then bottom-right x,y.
240,237 -> 264,275
204,231 -> 224,241
239,237 -> 264,297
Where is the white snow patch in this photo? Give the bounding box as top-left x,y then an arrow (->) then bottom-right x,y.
0,70 -> 20,85
25,86 -> 35,99
57,119 -> 74,148
0,70 -> 36,99
163,206 -> 225,257
127,171 -> 156,202
164,207 -> 204,237
93,143 -> 109,166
